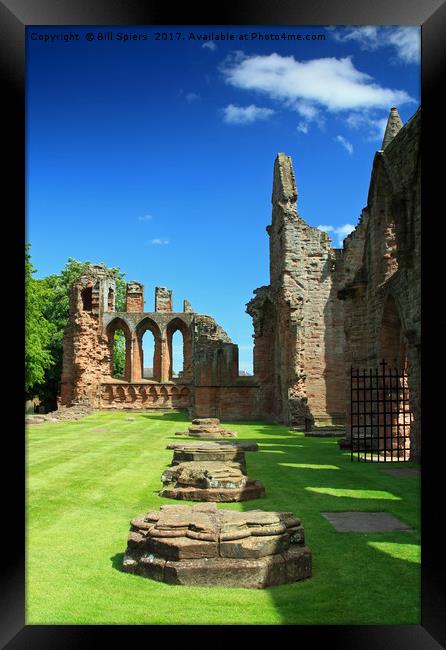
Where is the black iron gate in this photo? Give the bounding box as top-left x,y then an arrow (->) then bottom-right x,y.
350,360 -> 411,462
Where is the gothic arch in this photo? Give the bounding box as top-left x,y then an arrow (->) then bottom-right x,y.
166,317 -> 192,382
378,293 -> 407,371
106,317 -> 132,381
135,317 -> 162,382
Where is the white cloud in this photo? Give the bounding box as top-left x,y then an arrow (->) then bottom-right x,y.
202,41 -> 216,51
345,112 -> 388,142
149,238 -> 169,245
317,223 -> 355,247
138,214 -> 153,221
221,52 -> 414,113
185,92 -> 200,104
335,134 -> 353,154
297,122 -> 308,134
332,26 -> 420,64
387,28 -> 420,64
222,103 -> 275,125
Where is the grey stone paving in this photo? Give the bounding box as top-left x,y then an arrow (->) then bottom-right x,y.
381,468 -> 420,478
321,511 -> 414,532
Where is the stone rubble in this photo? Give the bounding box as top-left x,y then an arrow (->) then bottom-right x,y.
175,418 -> 238,438
160,460 -> 265,502
160,439 -> 264,502
123,502 -> 312,588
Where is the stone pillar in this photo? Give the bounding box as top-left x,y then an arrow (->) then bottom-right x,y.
155,287 -> 173,312
124,335 -> 132,382
126,282 -> 144,312
153,336 -> 162,383
182,330 -> 193,382
160,336 -> 170,382
131,332 -> 143,382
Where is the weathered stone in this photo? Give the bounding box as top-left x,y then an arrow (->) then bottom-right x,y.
161,461 -> 246,488
160,480 -> 265,502
175,421 -> 239,438
166,440 -> 258,474
220,533 -> 290,559
123,503 -> 312,588
146,535 -> 218,560
337,107 -> 421,461
160,459 -> 265,502
192,418 -> 221,426
246,152 -> 346,429
167,440 -> 258,452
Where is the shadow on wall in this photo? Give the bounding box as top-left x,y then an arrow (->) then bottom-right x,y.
323,251 -> 347,426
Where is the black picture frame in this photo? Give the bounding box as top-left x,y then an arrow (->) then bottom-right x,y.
5,0 -> 445,647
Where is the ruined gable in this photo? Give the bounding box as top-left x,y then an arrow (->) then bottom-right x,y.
248,153 -> 346,426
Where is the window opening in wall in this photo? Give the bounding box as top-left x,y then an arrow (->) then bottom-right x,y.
107,288 -> 114,311
171,329 -> 184,379
239,342 -> 254,377
142,329 -> 156,379
112,330 -> 126,379
81,287 -> 92,311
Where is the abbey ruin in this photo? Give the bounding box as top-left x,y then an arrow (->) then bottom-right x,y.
60,106 -> 420,461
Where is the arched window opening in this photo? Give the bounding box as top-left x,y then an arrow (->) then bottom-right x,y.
106,318 -> 131,382
81,287 -> 92,311
166,318 -> 191,383
107,288 -> 115,311
135,318 -> 162,383
379,295 -> 406,370
171,329 -> 184,379
112,330 -> 126,379
142,329 -> 156,379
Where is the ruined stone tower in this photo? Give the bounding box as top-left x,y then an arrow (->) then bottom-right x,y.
247,153 -> 346,427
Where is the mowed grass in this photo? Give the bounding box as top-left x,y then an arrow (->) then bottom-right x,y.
26,411 -> 420,625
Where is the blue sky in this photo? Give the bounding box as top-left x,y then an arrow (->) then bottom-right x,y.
26,25 -> 420,373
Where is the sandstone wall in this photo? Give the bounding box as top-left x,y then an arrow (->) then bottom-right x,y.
338,107 -> 420,460
247,153 -> 346,426
60,269 -> 260,420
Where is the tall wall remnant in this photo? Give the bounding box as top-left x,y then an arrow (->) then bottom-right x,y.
338,106 -> 421,461
247,153 -> 346,427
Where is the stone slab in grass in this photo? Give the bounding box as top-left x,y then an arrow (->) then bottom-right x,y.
381,468 -> 420,478
321,511 -> 414,532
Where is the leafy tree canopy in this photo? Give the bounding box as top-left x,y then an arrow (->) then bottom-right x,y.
25,245 -> 127,408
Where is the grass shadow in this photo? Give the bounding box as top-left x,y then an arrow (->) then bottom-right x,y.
111,552 -> 125,572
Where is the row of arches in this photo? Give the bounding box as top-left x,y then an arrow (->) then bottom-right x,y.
106,316 -> 192,383
101,383 -> 191,407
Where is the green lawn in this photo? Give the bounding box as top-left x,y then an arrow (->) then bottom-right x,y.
26,410 -> 420,625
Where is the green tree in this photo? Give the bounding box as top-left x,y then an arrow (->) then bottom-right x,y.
25,248 -> 127,409
112,330 -> 126,378
25,245 -> 55,396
